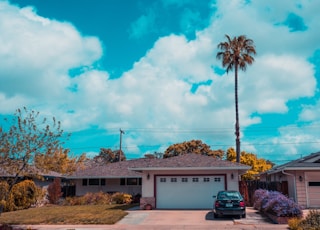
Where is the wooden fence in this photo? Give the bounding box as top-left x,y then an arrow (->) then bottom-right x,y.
239,180 -> 288,206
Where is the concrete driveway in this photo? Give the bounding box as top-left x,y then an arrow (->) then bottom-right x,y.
114,207 -> 289,230
11,207 -> 290,230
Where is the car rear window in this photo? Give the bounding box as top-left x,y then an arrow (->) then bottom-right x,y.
218,192 -> 241,200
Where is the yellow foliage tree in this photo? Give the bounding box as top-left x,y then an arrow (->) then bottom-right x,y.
226,147 -> 273,180
164,140 -> 224,159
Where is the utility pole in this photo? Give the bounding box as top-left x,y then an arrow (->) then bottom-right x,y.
119,129 -> 125,161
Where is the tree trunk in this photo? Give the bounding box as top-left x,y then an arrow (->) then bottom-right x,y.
234,63 -> 240,163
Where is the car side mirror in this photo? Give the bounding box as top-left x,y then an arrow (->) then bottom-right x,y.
212,195 -> 216,198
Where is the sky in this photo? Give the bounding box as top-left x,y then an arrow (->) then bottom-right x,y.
1,0 -> 319,165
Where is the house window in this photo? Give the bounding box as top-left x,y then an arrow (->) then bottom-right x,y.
127,178 -> 138,185
101,179 -> 106,186
160,178 -> 166,182
171,178 -> 177,182
214,177 -> 221,182
182,178 -> 188,182
203,178 -> 210,182
120,178 -> 142,185
309,182 -> 320,186
192,178 -> 199,182
82,179 -> 88,186
89,179 -> 100,185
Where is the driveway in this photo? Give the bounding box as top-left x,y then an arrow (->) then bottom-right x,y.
11,207 -> 290,230
114,207 -> 289,230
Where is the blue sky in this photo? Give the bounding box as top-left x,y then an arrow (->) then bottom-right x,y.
1,0 -> 320,165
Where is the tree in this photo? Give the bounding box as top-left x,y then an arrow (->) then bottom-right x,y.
0,107 -> 84,195
217,35 -> 256,163
226,147 -> 273,180
144,152 -> 163,159
94,148 -> 126,164
163,139 -> 224,159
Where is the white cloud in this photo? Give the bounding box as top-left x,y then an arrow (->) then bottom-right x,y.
300,101 -> 320,121
242,54 -> 316,113
0,2 -> 102,112
0,0 -> 319,162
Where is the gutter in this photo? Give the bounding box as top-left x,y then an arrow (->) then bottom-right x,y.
282,170 -> 297,202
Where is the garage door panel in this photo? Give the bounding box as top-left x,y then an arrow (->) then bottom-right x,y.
156,175 -> 225,209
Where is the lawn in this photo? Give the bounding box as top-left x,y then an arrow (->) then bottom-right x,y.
0,204 -> 136,225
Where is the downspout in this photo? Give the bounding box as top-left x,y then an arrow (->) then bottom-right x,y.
282,170 -> 297,202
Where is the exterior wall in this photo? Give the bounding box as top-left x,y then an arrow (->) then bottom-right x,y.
227,171 -> 240,191
72,178 -> 141,196
295,171 -> 307,208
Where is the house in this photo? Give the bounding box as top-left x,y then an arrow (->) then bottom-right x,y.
68,154 -> 250,209
259,151 -> 320,209
0,167 -> 62,188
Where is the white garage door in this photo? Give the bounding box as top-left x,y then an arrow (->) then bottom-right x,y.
156,175 -> 225,209
306,172 -> 320,208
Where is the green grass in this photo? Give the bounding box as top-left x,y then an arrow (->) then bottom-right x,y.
0,204 -> 137,225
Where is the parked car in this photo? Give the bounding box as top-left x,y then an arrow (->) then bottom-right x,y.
213,190 -> 246,218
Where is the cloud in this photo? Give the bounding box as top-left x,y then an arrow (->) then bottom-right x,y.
0,2 -> 103,112
1,0 -> 319,163
129,9 -> 156,39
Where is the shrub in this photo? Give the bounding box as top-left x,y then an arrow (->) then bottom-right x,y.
47,178 -> 63,204
64,192 -> 112,205
253,189 -> 268,210
0,181 -> 9,211
7,180 -> 39,211
111,192 -> 132,204
253,189 -> 302,217
288,217 -> 303,230
299,210 -> 320,230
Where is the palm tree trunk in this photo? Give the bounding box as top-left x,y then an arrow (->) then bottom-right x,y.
235,63 -> 240,163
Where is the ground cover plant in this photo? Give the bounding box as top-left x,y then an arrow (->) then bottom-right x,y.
288,209 -> 320,230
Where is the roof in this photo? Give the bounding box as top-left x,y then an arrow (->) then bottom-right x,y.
0,166 -> 62,178
263,151 -> 320,175
129,154 -> 250,171
68,154 -> 250,178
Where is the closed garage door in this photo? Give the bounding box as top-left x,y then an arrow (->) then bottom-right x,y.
156,175 -> 225,209
306,172 -> 320,208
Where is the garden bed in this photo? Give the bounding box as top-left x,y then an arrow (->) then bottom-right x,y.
253,189 -> 303,224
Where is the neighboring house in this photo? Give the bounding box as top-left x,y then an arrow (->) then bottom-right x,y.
0,167 -> 62,188
259,151 -> 320,209
68,153 -> 250,209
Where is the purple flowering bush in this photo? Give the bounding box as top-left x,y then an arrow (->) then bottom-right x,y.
253,189 -> 268,210
253,189 -> 302,217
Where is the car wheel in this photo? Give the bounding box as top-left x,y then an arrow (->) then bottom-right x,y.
242,213 -> 246,218
214,213 -> 218,218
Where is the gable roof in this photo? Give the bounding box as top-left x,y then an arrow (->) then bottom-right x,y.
129,154 -> 250,171
68,158 -> 149,178
263,151 -> 320,175
68,154 -> 250,178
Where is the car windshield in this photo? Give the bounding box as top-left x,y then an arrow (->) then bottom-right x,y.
217,191 -> 241,200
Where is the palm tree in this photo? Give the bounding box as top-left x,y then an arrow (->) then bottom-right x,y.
216,35 -> 256,163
